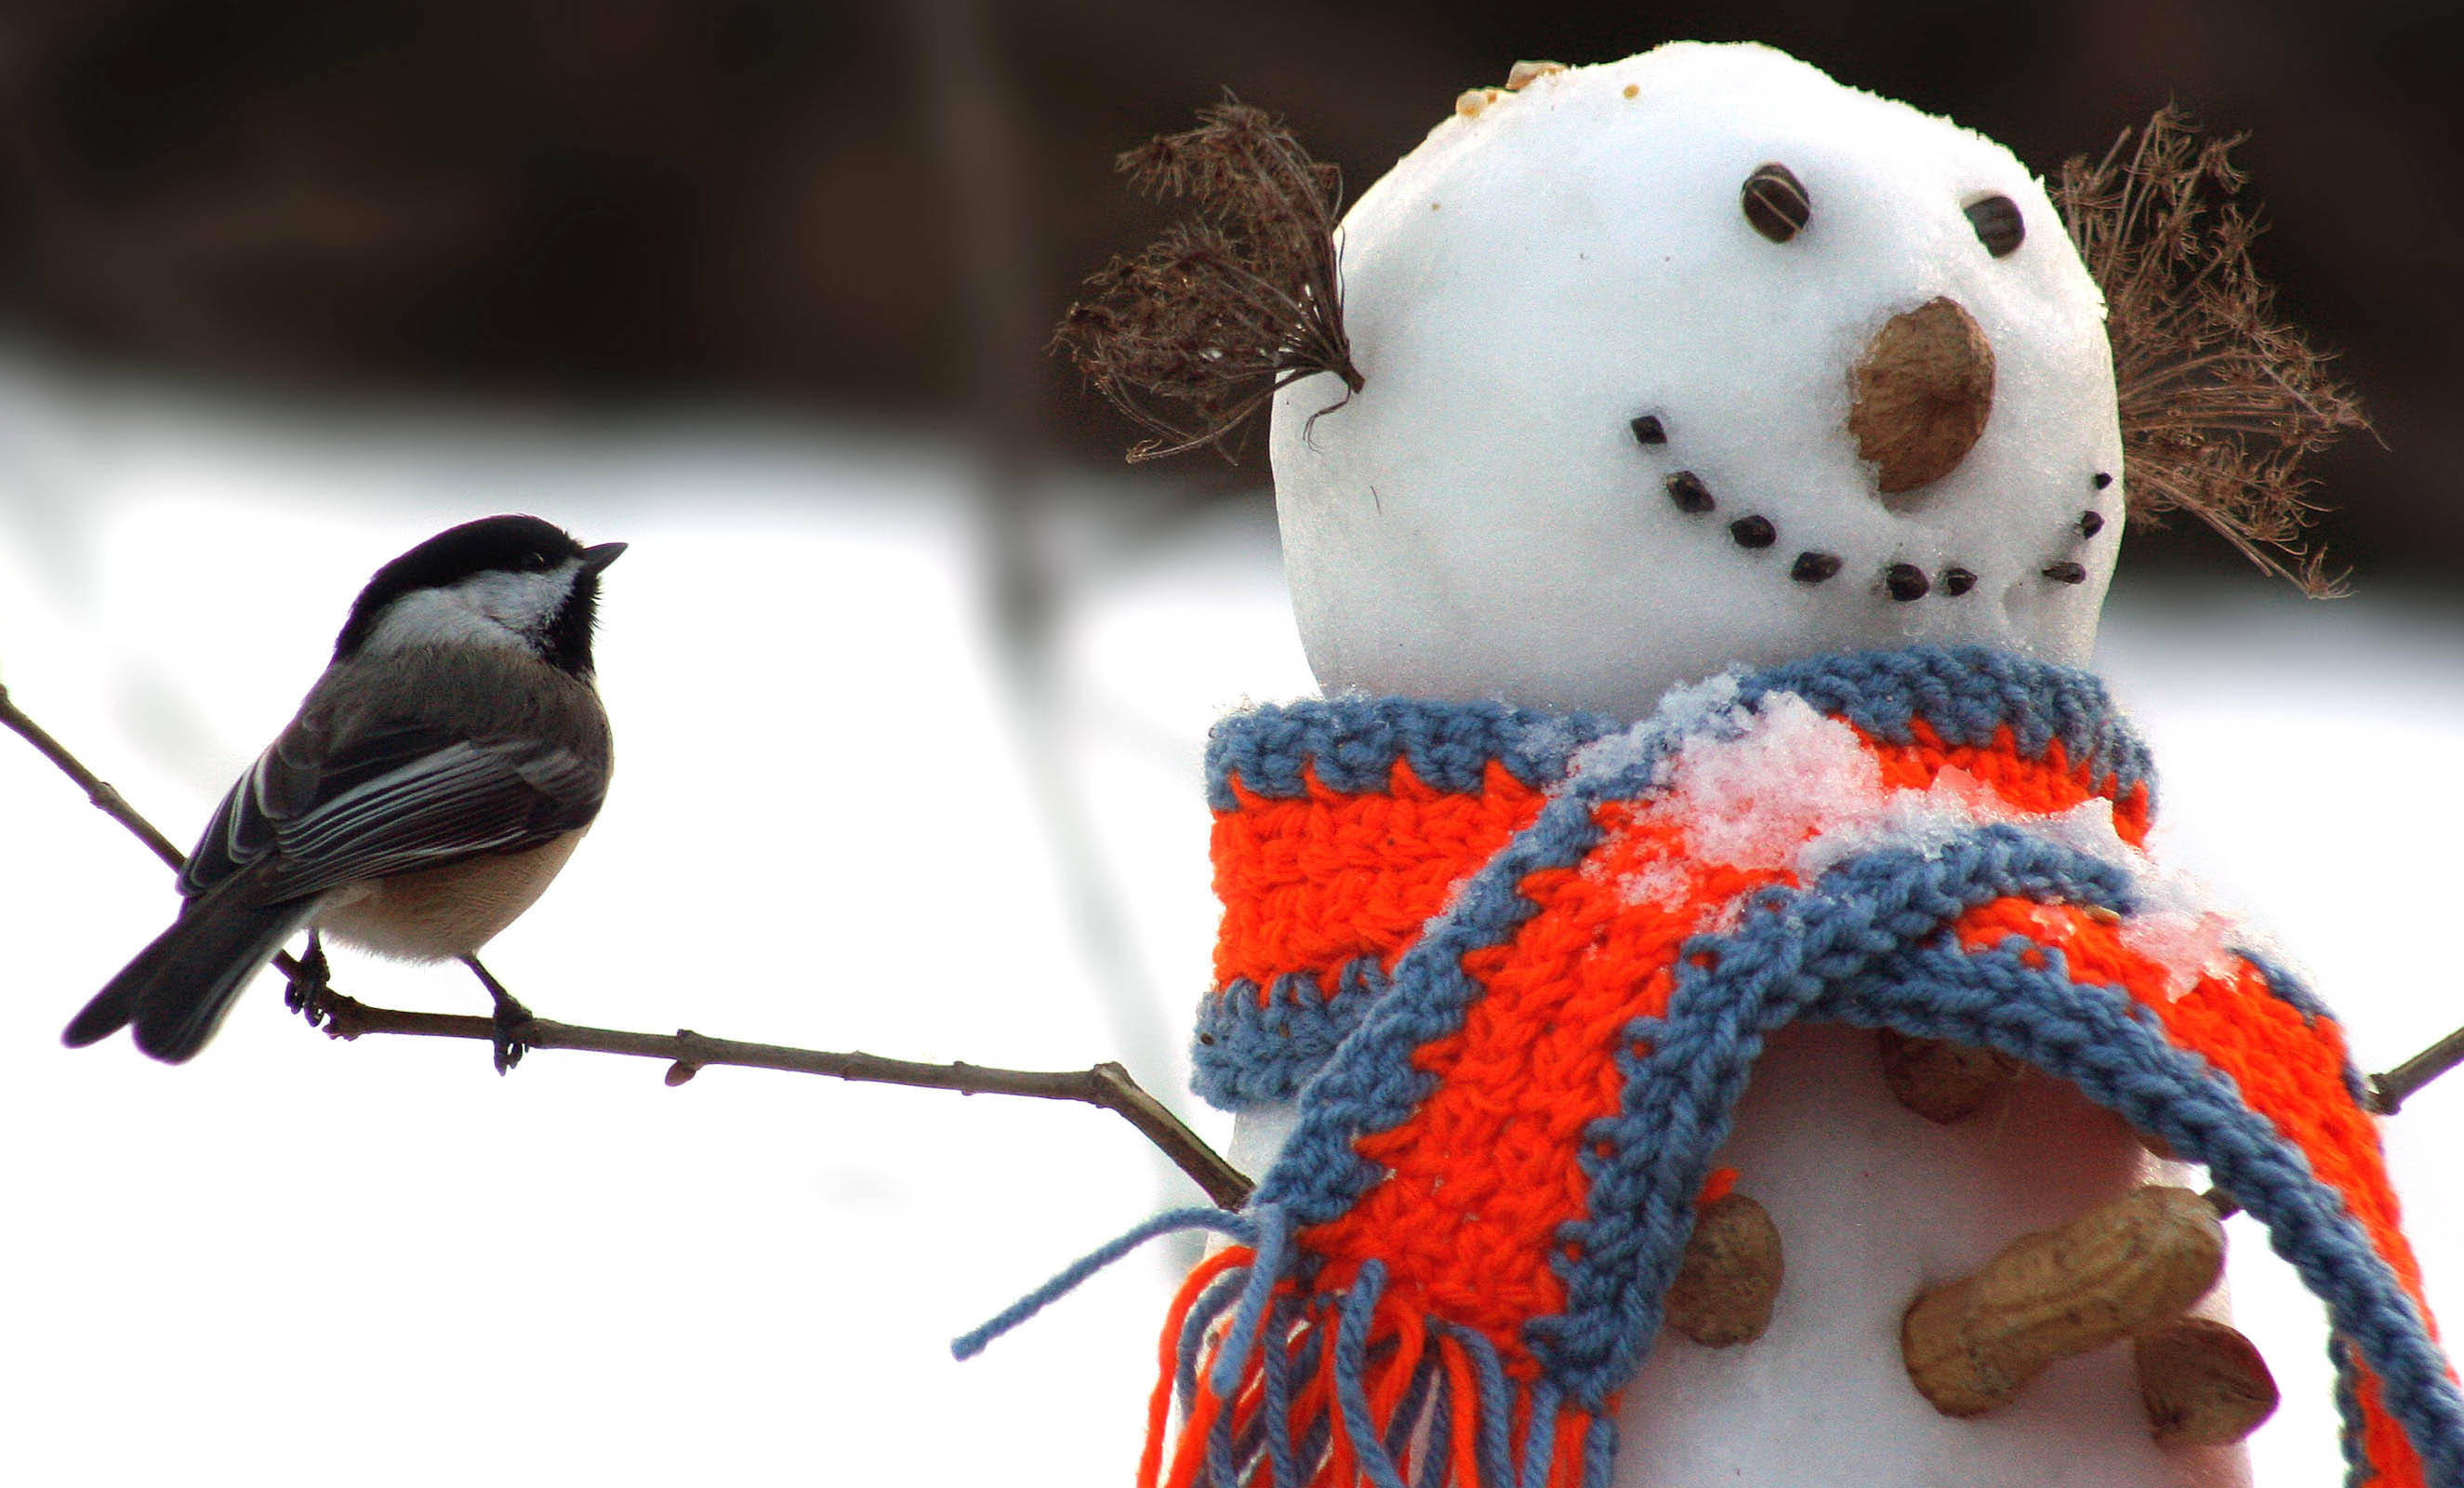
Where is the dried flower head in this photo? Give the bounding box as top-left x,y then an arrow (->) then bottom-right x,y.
1053,98 -> 1360,463
2058,106 -> 2370,595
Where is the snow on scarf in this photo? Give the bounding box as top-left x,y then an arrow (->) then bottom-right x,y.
962,645 -> 2460,1488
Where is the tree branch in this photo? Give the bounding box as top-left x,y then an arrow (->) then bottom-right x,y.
2371,1023 -> 2464,1117
1,679 -> 189,872
315,990 -> 1250,1205
3,678 -> 1253,1210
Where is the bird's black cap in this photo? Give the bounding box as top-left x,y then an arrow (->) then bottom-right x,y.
333,515 -> 620,674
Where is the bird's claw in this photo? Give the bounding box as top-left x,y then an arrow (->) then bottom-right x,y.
490,1007 -> 532,1074
284,933 -> 334,1024
465,956 -> 534,1075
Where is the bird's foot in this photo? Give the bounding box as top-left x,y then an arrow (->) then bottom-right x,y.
463,956 -> 533,1074
284,933 -> 335,1026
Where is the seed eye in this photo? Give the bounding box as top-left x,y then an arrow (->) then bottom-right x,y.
1965,194 -> 2023,258
1742,163 -> 1809,243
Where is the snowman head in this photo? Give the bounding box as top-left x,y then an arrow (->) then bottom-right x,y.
1271,44 -> 2123,719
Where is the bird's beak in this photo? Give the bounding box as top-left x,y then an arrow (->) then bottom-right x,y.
578,541 -> 628,576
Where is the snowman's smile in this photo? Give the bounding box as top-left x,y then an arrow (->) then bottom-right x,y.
1626,407 -> 2114,604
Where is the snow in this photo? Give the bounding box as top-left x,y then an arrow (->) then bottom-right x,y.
1642,692 -> 1889,871
1565,685 -> 2255,1003
1272,43 -> 2121,721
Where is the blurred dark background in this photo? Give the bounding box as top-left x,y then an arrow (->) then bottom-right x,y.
1,0 -> 2457,581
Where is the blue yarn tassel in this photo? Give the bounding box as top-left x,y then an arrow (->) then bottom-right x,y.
951,1206 -> 1257,1361
1331,1261 -> 1413,1488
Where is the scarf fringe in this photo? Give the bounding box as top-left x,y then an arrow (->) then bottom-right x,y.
955,1203 -> 1618,1488
1145,1211 -> 1620,1488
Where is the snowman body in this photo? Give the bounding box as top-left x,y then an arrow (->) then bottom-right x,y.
1236,43 -> 2246,1487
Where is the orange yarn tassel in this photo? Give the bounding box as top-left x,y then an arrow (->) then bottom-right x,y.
1143,1246 -> 1252,1488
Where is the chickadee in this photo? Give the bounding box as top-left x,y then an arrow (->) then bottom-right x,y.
63,514 -> 622,1069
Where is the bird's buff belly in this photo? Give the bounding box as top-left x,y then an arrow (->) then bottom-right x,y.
313,830 -> 586,962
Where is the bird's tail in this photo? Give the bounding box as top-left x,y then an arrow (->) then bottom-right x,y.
64,895 -> 314,1062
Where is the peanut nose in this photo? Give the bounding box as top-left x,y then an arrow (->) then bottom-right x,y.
1848,296 -> 1995,495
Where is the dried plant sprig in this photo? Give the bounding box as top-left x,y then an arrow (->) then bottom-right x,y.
2059,106 -> 2369,595
1053,97 -> 1361,463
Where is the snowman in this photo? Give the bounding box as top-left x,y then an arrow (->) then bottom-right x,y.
997,41 -> 2458,1488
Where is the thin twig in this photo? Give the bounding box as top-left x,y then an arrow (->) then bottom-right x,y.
313,992 -> 1252,1208
2207,1039 -> 2464,1218
2372,1025 -> 2464,1116
1,679 -> 188,871
3,678 -> 1253,1210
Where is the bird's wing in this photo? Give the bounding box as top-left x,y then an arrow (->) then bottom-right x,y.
179,711 -> 605,905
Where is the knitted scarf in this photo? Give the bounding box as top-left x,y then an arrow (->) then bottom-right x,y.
966,645 -> 2459,1488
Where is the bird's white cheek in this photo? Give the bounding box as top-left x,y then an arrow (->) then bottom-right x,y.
359,589 -> 538,657
359,565 -> 578,658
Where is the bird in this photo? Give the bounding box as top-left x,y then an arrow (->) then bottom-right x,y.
62,513 -> 623,1071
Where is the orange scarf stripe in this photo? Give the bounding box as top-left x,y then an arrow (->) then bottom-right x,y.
1309,797 -> 1788,1368
1212,760 -> 1552,996
1439,1334 -> 1485,1487
2354,1360 -> 2431,1488
1550,1402 -> 1593,1486
1869,719 -> 2153,846
1952,898 -> 2438,1485
1143,1245 -> 1253,1488
1950,899 -> 2428,1308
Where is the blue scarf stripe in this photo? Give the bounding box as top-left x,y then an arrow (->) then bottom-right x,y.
1204,646 -> 2154,815
1251,785 -> 1611,1227
1193,961 -> 1388,1112
1533,826 -> 2461,1477
1533,830 -> 2138,1397
1203,697 -> 1614,811
1731,647 -> 2154,801
1842,946 -> 2464,1484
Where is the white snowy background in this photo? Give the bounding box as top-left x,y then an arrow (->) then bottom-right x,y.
4,352 -> 2459,1485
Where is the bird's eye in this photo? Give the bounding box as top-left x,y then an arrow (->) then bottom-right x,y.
1965,194 -> 2023,258
518,551 -> 552,572
1742,163 -> 1809,243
